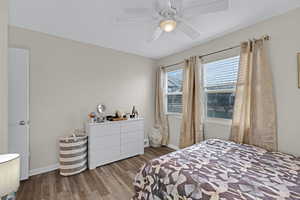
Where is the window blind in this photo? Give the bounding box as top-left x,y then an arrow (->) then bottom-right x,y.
204,56 -> 240,89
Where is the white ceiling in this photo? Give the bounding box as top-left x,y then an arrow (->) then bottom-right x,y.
9,0 -> 300,59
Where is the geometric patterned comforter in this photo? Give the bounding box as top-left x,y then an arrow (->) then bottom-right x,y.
133,139 -> 300,200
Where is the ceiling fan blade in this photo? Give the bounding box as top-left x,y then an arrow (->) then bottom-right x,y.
153,0 -> 161,13
170,0 -> 183,12
177,19 -> 200,40
148,27 -> 163,42
154,0 -> 171,12
168,0 -> 172,9
183,0 -> 229,17
115,16 -> 154,24
123,8 -> 153,16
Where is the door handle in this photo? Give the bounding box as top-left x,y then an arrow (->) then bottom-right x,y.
19,121 -> 26,126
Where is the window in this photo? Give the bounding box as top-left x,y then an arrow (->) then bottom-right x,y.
203,56 -> 239,120
166,69 -> 183,113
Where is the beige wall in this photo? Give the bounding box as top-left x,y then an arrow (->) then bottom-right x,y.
158,8 -> 300,156
9,26 -> 156,170
0,0 -> 8,154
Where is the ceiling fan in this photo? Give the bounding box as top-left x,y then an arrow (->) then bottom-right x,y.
116,0 -> 229,42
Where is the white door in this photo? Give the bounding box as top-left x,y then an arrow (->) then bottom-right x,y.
8,48 -> 30,180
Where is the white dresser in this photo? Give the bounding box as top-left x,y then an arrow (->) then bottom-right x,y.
86,118 -> 144,169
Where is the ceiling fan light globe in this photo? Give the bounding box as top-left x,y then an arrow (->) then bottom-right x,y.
160,20 -> 177,32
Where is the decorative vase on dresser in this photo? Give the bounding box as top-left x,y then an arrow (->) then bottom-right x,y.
86,118 -> 144,169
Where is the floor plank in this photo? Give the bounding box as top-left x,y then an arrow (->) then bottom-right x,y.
16,147 -> 173,200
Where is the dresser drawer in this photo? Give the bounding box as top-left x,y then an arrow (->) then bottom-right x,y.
121,141 -> 141,158
89,146 -> 120,168
89,123 -> 120,137
121,121 -> 144,133
121,131 -> 143,144
89,134 -> 120,150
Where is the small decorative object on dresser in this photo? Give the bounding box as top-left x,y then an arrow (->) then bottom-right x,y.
298,53 -> 300,88
87,118 -> 144,169
97,104 -> 106,122
88,112 -> 97,123
131,105 -> 139,118
115,110 -> 122,118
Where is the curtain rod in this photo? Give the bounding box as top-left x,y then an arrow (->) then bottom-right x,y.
161,61 -> 185,69
198,44 -> 240,59
199,35 -> 270,59
161,35 -> 270,69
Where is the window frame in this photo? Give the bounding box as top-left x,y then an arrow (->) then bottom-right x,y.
203,56 -> 239,123
165,65 -> 184,115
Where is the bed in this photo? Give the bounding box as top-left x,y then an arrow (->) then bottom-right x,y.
133,139 -> 300,200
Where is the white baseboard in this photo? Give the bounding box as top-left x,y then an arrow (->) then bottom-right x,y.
29,163 -> 59,176
29,143 -> 176,177
167,144 -> 180,150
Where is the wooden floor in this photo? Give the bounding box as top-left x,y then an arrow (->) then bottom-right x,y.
16,147 -> 173,200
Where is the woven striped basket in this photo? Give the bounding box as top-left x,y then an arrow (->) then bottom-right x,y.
59,134 -> 88,176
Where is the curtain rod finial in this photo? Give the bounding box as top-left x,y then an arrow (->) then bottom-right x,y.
263,35 -> 270,40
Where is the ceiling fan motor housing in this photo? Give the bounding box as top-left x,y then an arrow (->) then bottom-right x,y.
159,8 -> 177,18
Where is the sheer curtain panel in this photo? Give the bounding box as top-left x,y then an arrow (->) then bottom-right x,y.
155,68 -> 169,145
